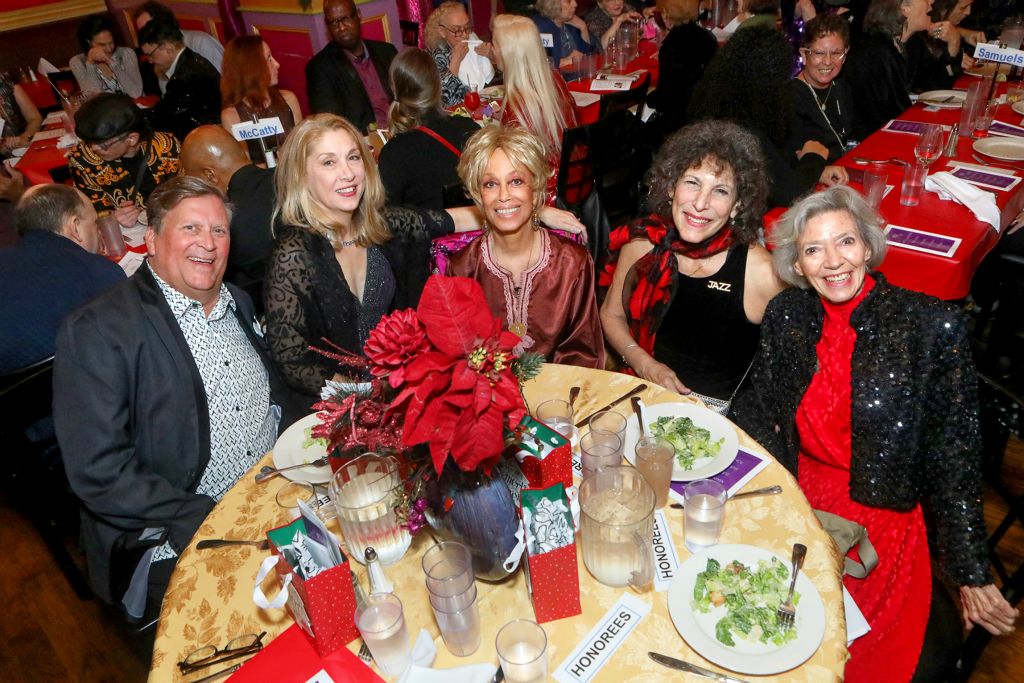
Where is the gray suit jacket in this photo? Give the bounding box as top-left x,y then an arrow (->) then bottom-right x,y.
53,265 -> 286,604
305,39 -> 397,133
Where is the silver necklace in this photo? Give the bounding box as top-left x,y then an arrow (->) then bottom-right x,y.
799,75 -> 846,149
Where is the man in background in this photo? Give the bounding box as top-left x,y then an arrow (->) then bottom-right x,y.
133,1 -> 224,72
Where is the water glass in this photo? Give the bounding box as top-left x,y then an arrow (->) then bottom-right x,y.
683,479 -> 726,552
958,80 -> 986,136
429,586 -> 481,656
355,593 -> 411,676
97,214 -> 127,258
861,164 -> 888,210
496,620 -> 548,683
275,481 -> 317,520
634,436 -> 674,508
428,581 -> 477,613
580,429 -> 622,479
973,99 -> 998,138
422,541 -> 474,597
579,466 -> 655,587
330,453 -> 411,565
900,163 -> 928,207
588,410 -> 626,455
535,399 -> 574,439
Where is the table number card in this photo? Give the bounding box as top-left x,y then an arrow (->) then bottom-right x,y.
949,165 -> 1021,192
651,509 -> 681,592
884,224 -> 962,258
553,593 -> 651,683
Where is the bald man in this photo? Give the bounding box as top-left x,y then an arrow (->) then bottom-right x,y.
180,125 -> 277,311
0,184 -> 124,372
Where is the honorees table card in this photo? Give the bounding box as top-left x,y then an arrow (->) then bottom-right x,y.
651,509 -> 682,592
668,448 -> 771,505
989,119 -> 1024,139
948,165 -> 1021,192
553,593 -> 651,683
884,224 -> 961,257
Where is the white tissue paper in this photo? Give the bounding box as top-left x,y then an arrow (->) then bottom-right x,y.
924,171 -> 1002,230
457,34 -> 495,92
396,629 -> 498,683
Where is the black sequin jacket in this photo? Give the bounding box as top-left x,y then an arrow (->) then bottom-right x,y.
731,274 -> 991,586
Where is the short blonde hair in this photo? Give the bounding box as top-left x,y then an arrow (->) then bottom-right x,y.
425,1 -> 468,50
273,114 -> 390,247
458,126 -> 550,212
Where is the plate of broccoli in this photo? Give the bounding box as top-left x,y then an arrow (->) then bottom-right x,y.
622,402 -> 739,481
668,544 -> 826,675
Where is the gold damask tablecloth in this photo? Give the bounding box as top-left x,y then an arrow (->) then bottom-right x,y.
150,365 -> 848,682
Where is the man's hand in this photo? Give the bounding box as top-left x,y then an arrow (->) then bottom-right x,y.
113,201 -> 143,228
819,165 -> 849,187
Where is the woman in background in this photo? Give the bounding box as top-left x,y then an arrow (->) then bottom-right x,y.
532,0 -> 597,68
0,74 -> 41,155
584,0 -> 646,48
70,15 -> 144,98
425,1 -> 493,108
220,35 -> 302,163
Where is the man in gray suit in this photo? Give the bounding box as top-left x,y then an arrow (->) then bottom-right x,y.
305,0 -> 397,133
53,177 -> 286,623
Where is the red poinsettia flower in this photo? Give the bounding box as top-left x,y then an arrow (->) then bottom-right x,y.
391,276 -> 527,475
364,308 -> 430,388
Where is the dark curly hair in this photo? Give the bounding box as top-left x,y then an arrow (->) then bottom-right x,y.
687,25 -> 794,146
645,120 -> 769,245
803,13 -> 851,46
77,15 -> 117,52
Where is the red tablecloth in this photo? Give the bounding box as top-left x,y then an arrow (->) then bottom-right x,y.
565,40 -> 659,125
16,132 -> 67,186
20,76 -> 57,110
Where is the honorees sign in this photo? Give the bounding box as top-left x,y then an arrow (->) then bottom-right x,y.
974,42 -> 1024,67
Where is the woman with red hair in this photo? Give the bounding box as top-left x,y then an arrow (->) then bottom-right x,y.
220,35 -> 303,163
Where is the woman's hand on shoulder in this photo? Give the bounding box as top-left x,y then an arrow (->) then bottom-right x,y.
538,205 -> 586,241
959,584 -> 1019,635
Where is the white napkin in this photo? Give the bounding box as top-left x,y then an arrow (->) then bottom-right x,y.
844,586 -> 871,645
396,629 -> 497,683
457,33 -> 495,91
57,133 -> 79,149
37,58 -> 60,75
924,171 -> 1001,230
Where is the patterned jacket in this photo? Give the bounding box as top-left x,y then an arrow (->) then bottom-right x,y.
68,131 -> 181,215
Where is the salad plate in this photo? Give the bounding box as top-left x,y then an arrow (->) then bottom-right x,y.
973,137 -> 1024,161
271,413 -> 334,485
668,544 -> 826,675
917,90 -> 965,108
622,402 -> 738,481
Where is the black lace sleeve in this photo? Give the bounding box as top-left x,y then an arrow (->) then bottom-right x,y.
383,206 -> 455,241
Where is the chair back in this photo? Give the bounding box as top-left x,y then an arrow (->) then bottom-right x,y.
555,124 -> 610,265
588,109 -> 651,226
598,71 -> 651,120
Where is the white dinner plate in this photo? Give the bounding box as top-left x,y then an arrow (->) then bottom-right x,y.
1011,101 -> 1024,116
10,147 -> 27,157
271,413 -> 334,485
668,544 -> 826,675
918,89 -> 965,108
621,402 -> 738,481
973,137 -> 1024,161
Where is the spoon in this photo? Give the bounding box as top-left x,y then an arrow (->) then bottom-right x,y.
670,484 -> 783,509
631,396 -> 647,439
254,456 -> 330,483
568,386 -> 581,414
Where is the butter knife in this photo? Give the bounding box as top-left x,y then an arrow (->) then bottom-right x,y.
648,652 -> 753,683
574,383 -> 648,428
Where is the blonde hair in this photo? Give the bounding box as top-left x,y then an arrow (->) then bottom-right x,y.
458,126 -> 550,212
273,114 -> 390,247
492,14 -> 569,155
425,1 -> 468,50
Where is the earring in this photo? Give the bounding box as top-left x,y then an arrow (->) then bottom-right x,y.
531,210 -> 540,231
482,219 -> 490,235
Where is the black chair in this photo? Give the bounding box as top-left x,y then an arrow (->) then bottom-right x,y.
588,109 -> 651,227
556,123 -> 610,266
598,71 -> 651,120
0,356 -> 92,599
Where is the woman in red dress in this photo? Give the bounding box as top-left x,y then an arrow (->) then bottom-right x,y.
733,186 -> 1018,682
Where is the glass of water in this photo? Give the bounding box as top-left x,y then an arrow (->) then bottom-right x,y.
496,620 -> 548,683
683,479 -> 726,552
355,593 -> 411,676
535,399 -> 575,439
580,429 -> 622,479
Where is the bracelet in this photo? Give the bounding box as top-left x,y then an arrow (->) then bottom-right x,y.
621,343 -> 639,367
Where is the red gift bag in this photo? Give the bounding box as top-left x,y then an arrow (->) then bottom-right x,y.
515,416 -> 573,491
525,542 -> 582,623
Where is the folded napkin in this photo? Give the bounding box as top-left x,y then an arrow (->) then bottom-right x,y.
57,133 -> 79,149
458,33 -> 495,91
396,630 -> 497,683
924,171 -> 1001,230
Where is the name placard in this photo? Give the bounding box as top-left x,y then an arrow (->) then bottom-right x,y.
540,32 -> 554,48
553,593 -> 651,683
652,509 -> 681,592
974,42 -> 1024,67
230,116 -> 284,142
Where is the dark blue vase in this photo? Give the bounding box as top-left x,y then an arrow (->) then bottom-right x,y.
424,465 -> 523,582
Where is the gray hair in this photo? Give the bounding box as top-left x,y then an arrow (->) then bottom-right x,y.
771,185 -> 887,288
535,0 -> 563,20
14,184 -> 87,236
147,176 -> 232,233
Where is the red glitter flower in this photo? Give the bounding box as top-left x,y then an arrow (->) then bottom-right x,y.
364,308 -> 430,388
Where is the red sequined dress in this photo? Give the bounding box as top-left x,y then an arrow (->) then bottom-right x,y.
795,275 -> 931,683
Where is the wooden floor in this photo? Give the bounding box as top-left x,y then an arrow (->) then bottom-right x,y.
1,440 -> 1022,682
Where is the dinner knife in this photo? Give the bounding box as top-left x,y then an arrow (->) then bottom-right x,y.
648,652 -> 753,683
574,383 -> 648,428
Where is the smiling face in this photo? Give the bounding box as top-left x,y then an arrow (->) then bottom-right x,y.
262,41 -> 280,86
306,129 -> 366,221
144,195 -> 230,313
794,209 -> 872,304
670,159 -> 740,244
480,147 -> 537,235
800,32 -> 848,88
901,0 -> 934,35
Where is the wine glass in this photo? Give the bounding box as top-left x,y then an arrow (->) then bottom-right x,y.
914,123 -> 943,167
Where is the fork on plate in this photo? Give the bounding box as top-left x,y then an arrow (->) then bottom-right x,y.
777,543 -> 807,632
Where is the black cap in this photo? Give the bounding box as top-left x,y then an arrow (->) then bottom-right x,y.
74,93 -> 144,143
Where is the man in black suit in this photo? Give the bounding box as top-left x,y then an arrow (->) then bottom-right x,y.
305,0 -> 398,133
138,18 -> 221,141
54,176 -> 286,623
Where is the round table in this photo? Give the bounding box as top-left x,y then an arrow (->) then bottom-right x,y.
149,365 -> 849,681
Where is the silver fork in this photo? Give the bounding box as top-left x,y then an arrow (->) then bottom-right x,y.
777,543 -> 807,632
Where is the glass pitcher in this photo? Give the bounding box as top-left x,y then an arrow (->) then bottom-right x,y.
579,466 -> 655,588
329,453 -> 411,566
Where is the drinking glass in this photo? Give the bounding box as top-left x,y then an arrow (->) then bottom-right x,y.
914,123 -> 943,167
97,214 -> 127,259
900,163 -> 928,207
958,80 -> 986,137
683,479 -> 726,552
355,593 -> 411,676
579,466 -> 655,587
634,436 -> 674,508
535,399 -> 574,439
421,541 -> 474,597
274,481 -> 317,520
973,99 -> 998,138
861,164 -> 888,210
429,585 -> 481,656
329,453 -> 411,565
588,410 -> 626,455
496,620 -> 548,683
580,429 -> 622,479
463,85 -> 481,111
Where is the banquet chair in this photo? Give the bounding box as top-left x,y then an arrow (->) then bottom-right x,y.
0,356 -> 92,600
597,71 -> 651,120
556,124 -> 610,266
588,109 -> 650,227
